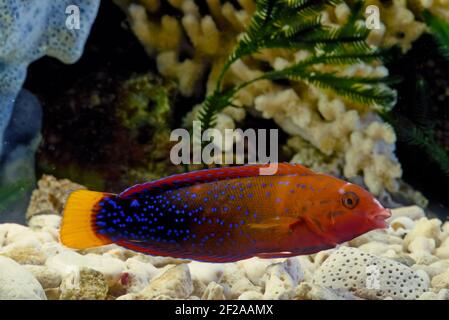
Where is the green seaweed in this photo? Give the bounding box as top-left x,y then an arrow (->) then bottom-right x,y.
0,180 -> 31,212
384,10 -> 449,177
423,10 -> 449,60
383,79 -> 449,177
198,0 -> 397,131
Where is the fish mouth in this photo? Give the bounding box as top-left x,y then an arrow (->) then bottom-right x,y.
370,209 -> 391,229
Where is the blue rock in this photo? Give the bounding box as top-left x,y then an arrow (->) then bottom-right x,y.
0,0 -> 100,222
0,89 -> 42,223
0,0 -> 100,155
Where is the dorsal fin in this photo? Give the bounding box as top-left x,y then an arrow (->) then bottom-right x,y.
119,163 -> 314,198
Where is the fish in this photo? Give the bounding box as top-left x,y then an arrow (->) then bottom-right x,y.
60,163 -> 391,263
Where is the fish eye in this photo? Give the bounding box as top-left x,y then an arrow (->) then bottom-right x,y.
341,191 -> 359,209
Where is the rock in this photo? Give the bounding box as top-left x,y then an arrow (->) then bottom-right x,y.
389,206 -> 425,221
221,264 -> 261,299
0,256 -> 46,299
26,175 -> 86,219
123,257 -> 169,293
296,256 -> 315,282
408,236 -> 436,254
46,251 -> 126,285
201,282 -> 226,300
0,90 -> 42,224
0,223 -> 36,246
348,230 -> 402,247
128,264 -> 193,299
191,278 -> 208,298
0,237 -> 48,265
239,256 -> 304,287
409,252 -> 439,265
188,261 -> 224,285
60,267 -> 109,300
419,289 -> 449,300
431,270 -> 449,290
440,222 -> 449,242
412,260 -> 449,278
358,241 -> 402,257
437,289 -> 449,300
237,291 -> 264,300
407,236 -> 438,265
389,254 -> 415,267
45,288 -> 61,300
28,214 -> 61,230
403,218 -> 442,248
281,257 -> 304,285
435,245 -> 449,260
238,257 -> 278,286
128,253 -> 188,267
313,249 -> 335,267
262,263 -> 296,300
294,282 -> 361,300
312,247 -> 428,300
25,265 -> 62,289
418,291 -> 439,300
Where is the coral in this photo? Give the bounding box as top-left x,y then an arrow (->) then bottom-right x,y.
416,0 -> 449,21
115,0 -> 412,195
403,217 -> 443,248
365,0 -> 426,52
312,247 -> 429,300
0,0 -> 100,160
255,88 -> 401,194
284,136 -> 343,176
388,205 -> 426,220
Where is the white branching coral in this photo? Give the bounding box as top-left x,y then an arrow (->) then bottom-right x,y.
114,0 -> 448,194
254,87 -> 401,194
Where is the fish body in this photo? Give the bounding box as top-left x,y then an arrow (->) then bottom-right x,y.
60,163 -> 390,262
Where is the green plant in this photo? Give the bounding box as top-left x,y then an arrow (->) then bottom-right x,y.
198,0 -> 397,131
0,180 -> 30,212
423,10 -> 449,60
384,10 -> 449,177
384,79 -> 449,176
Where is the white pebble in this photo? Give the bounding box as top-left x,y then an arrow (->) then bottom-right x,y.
0,256 -> 46,300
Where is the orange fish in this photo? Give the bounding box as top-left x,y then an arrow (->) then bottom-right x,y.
60,163 -> 391,262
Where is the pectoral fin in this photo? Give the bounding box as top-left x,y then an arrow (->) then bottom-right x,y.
248,217 -> 305,231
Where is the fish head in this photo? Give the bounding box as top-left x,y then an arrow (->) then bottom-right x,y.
319,181 -> 391,243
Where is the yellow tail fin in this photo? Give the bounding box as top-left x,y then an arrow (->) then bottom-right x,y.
60,190 -> 114,249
